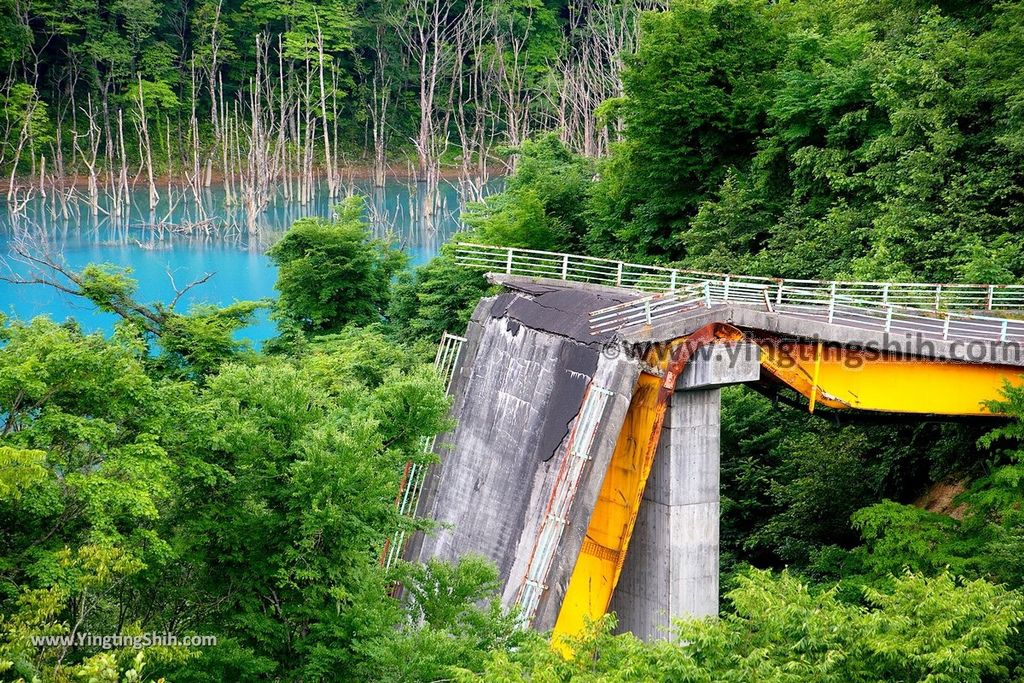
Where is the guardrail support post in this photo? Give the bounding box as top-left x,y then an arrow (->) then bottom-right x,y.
616,262 -> 623,287
827,283 -> 837,323
935,285 -> 942,311
988,285 -> 995,311
561,254 -> 569,280
644,300 -> 653,326
776,282 -> 784,307
703,282 -> 712,308
1001,319 -> 1009,343
670,270 -> 677,292
882,283 -> 890,305
506,248 -> 514,275
884,306 -> 893,333
943,315 -> 951,341
723,275 -> 731,303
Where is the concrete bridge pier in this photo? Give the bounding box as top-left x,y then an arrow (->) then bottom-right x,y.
610,347 -> 757,640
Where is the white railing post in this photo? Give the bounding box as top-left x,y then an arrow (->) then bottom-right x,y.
943,314 -> 951,341
827,283 -> 837,323
934,284 -> 942,311
987,285 -> 995,311
670,270 -> 677,292
505,247 -> 514,275
616,262 -> 623,287
561,254 -> 569,280
776,282 -> 784,307
723,275 -> 731,302
884,306 -> 893,332
1001,319 -> 1009,342
644,300 -> 653,325
704,282 -> 713,308
882,283 -> 890,305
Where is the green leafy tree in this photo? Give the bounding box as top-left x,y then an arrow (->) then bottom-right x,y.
845,384 -> 1024,590
469,570 -> 1024,683
268,196 -> 407,336
358,556 -> 525,682
586,0 -> 783,260
388,247 -> 497,343
0,317 -> 199,681
0,305 -> 505,681
464,134 -> 596,253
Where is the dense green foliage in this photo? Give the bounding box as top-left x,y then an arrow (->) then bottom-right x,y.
7,0 -> 1024,680
0,301 -> 526,680
472,570 -> 1024,682
387,247 -> 496,344
268,196 -> 406,335
453,0 -> 1024,284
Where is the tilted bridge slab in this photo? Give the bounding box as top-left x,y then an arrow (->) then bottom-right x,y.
405,268 -> 1024,645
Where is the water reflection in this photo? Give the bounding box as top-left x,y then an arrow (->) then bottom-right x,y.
0,178 -> 495,341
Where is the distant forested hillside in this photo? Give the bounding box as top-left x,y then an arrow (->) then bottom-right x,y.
439,0 -> 1024,284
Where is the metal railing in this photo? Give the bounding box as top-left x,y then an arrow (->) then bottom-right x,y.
588,283 -> 1024,345
454,243 -> 1024,312
514,384 -> 613,627
384,331 -> 467,569
778,294 -> 1024,344
590,283 -> 712,335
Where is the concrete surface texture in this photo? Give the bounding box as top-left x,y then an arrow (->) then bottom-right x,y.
409,284 -> 640,619
609,388 -> 722,639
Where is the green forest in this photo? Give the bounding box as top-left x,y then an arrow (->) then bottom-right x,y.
4,0 -> 1024,680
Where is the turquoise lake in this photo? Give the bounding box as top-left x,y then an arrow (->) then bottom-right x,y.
0,180 -> 479,342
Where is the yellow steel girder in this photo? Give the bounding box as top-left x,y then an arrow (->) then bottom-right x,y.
551,334 -> 1023,650
760,342 -> 1024,416
552,324 -> 744,649
552,372 -> 663,647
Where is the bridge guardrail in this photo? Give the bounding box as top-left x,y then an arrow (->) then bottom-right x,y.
384,331 -> 466,569
589,283 -> 712,334
588,283 -> 1024,344
454,243 -> 1024,312
778,293 -> 1024,344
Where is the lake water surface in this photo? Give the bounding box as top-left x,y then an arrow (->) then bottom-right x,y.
0,180 -> 479,342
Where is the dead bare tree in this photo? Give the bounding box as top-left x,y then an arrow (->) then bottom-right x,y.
71,94 -> 102,216
134,76 -> 160,211
311,15 -> 338,199
450,0 -> 499,204
493,7 -> 534,170
390,0 -> 457,188
367,25 -> 397,188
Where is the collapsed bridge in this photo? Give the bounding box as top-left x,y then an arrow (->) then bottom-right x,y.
399,244 -> 1024,643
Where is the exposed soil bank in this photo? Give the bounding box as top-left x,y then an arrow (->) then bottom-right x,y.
5,163 -> 507,193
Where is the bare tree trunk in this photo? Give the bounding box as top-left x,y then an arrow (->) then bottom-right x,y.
369,26 -> 395,188
391,0 -> 455,186
313,15 -> 336,198
71,94 -> 102,216
135,77 -> 160,211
